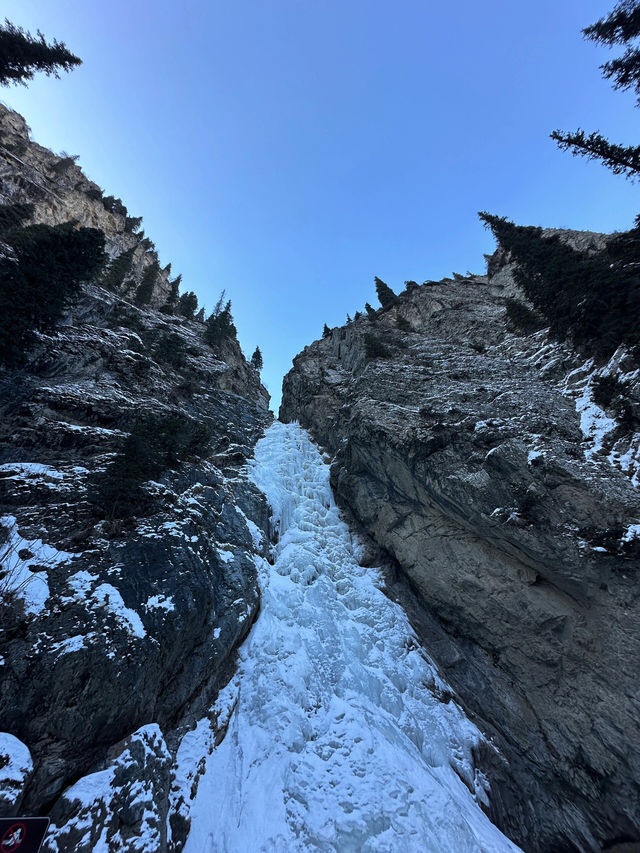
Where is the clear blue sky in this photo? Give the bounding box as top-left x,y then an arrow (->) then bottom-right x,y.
2,0 -> 638,410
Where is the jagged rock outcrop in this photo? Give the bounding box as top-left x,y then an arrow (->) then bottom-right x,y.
0,104 -> 173,307
280,270 -> 640,853
0,109 -> 272,850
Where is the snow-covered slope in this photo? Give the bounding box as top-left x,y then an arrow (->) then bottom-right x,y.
182,421 -> 520,852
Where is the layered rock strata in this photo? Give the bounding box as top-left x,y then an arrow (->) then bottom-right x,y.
280,272 -> 640,853
0,104 -> 173,306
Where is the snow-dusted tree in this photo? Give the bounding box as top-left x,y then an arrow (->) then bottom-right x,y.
0,20 -> 81,86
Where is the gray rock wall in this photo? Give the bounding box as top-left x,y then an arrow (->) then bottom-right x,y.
0,111 -> 272,846
280,274 -> 640,853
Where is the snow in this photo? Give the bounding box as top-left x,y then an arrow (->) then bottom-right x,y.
63,571 -> 146,638
236,508 -> 265,549
0,732 -> 32,808
0,515 -> 76,616
62,766 -> 117,810
146,594 -> 176,612
216,548 -> 235,564
0,461 -> 64,480
622,524 -> 640,543
46,725 -> 170,853
66,570 -> 99,599
91,583 -> 146,638
246,517 -> 263,548
49,633 -> 95,657
182,422 -> 520,853
575,384 -> 617,458
560,355 -> 640,486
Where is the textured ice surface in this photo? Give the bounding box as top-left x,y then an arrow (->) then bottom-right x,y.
183,422 -> 520,853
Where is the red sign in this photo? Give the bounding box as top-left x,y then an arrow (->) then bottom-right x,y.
0,819 -> 49,853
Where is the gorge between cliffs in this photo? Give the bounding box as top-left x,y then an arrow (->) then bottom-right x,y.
0,101 -> 639,853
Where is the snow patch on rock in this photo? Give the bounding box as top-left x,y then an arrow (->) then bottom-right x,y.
0,515 -> 76,616
0,732 -> 32,809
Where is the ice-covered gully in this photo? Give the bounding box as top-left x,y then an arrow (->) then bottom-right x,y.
184,422 -> 520,852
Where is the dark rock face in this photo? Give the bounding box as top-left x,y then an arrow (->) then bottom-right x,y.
280,273 -> 640,852
0,111 -> 272,846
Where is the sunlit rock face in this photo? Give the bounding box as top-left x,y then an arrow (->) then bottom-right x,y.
280,270 -> 640,852
1,104 -> 171,307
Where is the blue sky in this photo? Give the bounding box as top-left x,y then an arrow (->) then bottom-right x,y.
2,0 -> 638,411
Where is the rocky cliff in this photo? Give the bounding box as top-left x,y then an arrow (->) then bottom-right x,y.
0,108 -> 272,850
280,266 -> 640,852
0,104 -> 173,307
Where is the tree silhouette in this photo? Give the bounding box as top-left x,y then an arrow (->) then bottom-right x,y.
374,276 -> 397,308
205,300 -> 236,348
250,346 -> 263,370
0,20 -> 81,87
552,1 -> 640,180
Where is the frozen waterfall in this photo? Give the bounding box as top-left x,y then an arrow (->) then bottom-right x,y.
182,421 -> 521,852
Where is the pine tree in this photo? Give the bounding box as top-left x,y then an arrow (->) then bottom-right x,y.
250,346 -> 263,370
374,276 -> 397,308
195,307 -> 205,322
584,1 -> 640,100
101,246 -> 135,292
0,20 -> 81,86
346,314 -> 352,324
551,130 -> 640,180
0,223 -> 105,363
134,260 -> 160,306
124,215 -> 143,233
90,413 -> 210,519
552,1 -> 640,179
103,196 -> 128,217
154,332 -> 187,369
322,323 -> 331,338
178,291 -> 198,319
205,300 -> 236,348
364,302 -> 376,318
478,211 -> 640,356
364,333 -> 392,360
160,274 -> 181,314
0,202 -> 33,237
